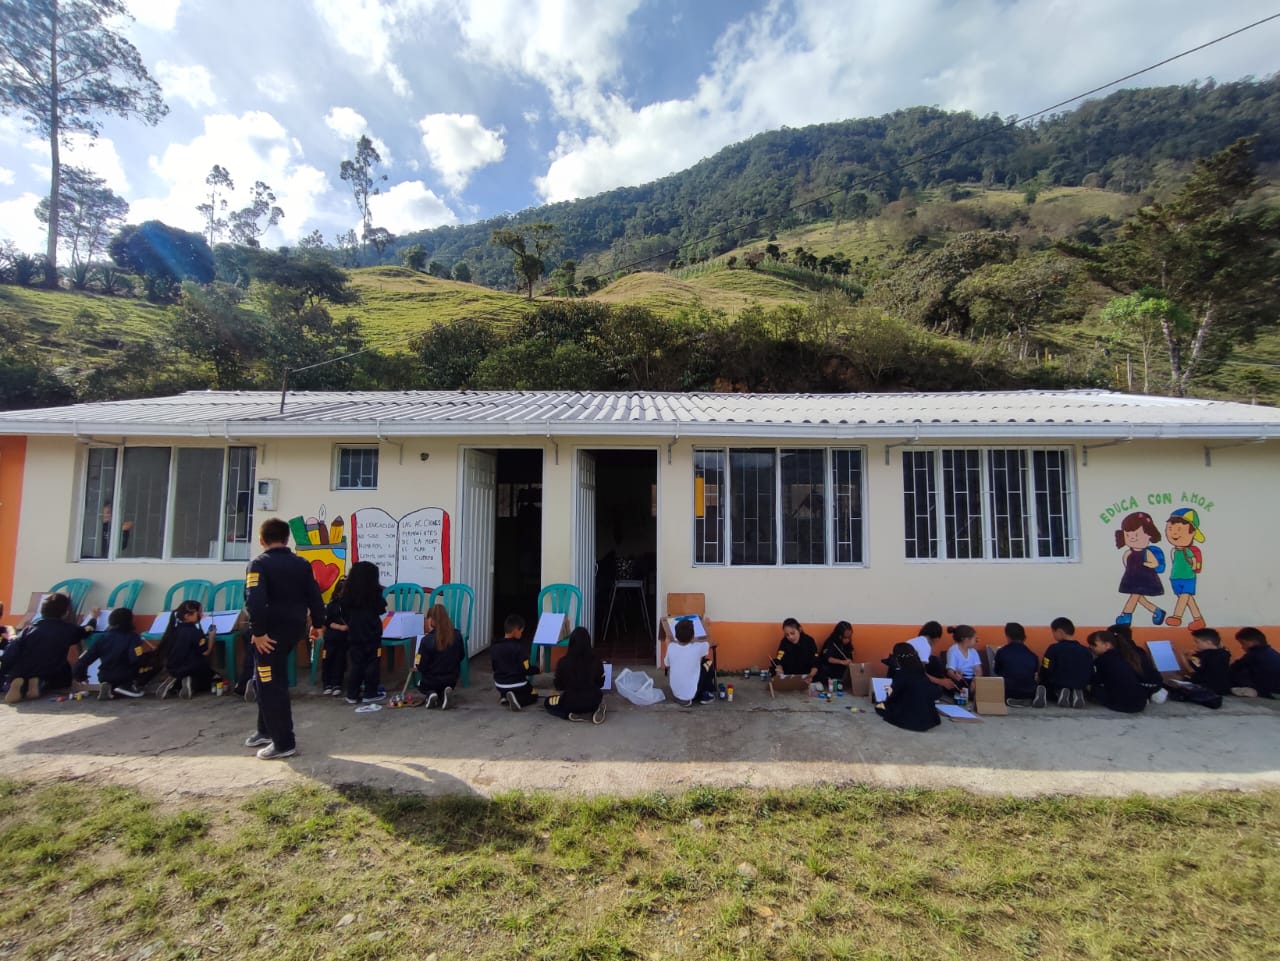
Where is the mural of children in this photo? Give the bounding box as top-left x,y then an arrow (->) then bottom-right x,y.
1114,511 -> 1166,626
1164,508 -> 1206,629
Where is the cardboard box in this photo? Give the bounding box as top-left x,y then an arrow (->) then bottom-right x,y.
972,676 -> 1008,716
768,675 -> 810,698
846,662 -> 873,698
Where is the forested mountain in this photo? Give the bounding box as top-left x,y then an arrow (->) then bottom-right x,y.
391,77 -> 1280,290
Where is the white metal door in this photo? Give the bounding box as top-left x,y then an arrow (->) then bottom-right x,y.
459,449 -> 497,657
575,450 -> 597,637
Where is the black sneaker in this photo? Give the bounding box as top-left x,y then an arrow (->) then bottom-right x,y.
424,692 -> 439,710
592,701 -> 607,725
256,743 -> 297,760
156,677 -> 177,700
113,684 -> 144,699
1071,689 -> 1086,709
1032,684 -> 1047,708
363,690 -> 387,703
344,696 -> 359,705
441,686 -> 452,710
243,731 -> 272,748
1056,687 -> 1071,708
1005,697 -> 1034,708
697,691 -> 716,704
180,676 -> 194,700
322,686 -> 335,696
506,691 -> 523,711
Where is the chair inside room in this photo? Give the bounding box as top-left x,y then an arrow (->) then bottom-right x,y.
48,578 -> 93,615
530,582 -> 583,673
428,583 -> 475,688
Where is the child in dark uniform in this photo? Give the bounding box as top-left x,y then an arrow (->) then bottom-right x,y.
74,607 -> 150,699
770,617 -> 818,684
544,627 -> 606,723
319,576 -> 348,696
416,602 -> 463,709
1230,627 -> 1280,698
157,600 -> 216,699
1036,616 -> 1092,708
994,621 -> 1039,704
1183,628 -> 1231,695
2,593 -> 92,703
1088,629 -> 1147,713
342,562 -> 387,704
815,621 -> 855,690
492,614 -> 538,710
877,643 -> 940,732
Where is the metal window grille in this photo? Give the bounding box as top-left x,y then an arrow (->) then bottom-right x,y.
1032,449 -> 1073,558
693,449 -> 724,564
118,447 -> 171,559
336,447 -> 379,489
729,449 -> 776,565
171,449 -> 225,559
831,448 -> 865,564
780,448 -> 827,565
79,448 -> 118,559
987,449 -> 1029,559
902,450 -> 938,559
222,446 -> 256,561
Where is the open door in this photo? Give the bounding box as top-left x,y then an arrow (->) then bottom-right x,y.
575,450 -> 596,637
458,448 -> 496,658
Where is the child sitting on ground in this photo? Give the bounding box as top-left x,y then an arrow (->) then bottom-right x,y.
1036,616 -> 1092,709
664,617 -> 716,706
770,617 -> 818,687
2,593 -> 93,704
156,600 -> 217,699
1088,629 -> 1147,713
415,602 -> 463,709
816,620 -> 855,691
74,607 -> 151,699
1109,622 -> 1165,703
994,622 -> 1039,704
1182,627 -> 1232,696
491,614 -> 538,710
1230,627 -> 1280,698
545,626 -> 607,723
944,624 -> 983,693
877,643 -> 941,732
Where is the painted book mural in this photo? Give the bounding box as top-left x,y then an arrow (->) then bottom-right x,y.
290,506 -> 451,601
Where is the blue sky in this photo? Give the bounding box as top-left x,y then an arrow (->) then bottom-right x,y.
1,0 -> 1277,253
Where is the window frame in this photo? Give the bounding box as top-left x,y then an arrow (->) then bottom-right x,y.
78,445 -> 257,563
332,445 -> 380,491
692,446 -> 868,568
901,446 -> 1078,563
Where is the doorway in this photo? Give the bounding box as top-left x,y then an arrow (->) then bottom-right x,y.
491,449 -> 544,644
580,449 -> 658,663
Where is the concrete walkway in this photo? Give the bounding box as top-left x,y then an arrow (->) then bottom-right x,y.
3,669 -> 1278,799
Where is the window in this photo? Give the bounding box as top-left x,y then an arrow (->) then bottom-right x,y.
694,447 -> 865,566
335,446 -> 379,490
902,448 -> 1075,561
79,446 -> 257,562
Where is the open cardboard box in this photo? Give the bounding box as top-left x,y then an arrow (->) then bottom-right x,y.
971,675 -> 1008,716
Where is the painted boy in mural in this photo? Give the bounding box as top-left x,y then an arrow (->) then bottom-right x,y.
1114,511 -> 1166,626
1163,507 -> 1206,629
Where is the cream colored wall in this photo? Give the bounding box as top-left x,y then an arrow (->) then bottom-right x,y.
653,436 -> 1279,630
12,432 -> 1278,633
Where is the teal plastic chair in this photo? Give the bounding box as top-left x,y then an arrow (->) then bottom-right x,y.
428,583 -> 475,688
531,583 -> 584,672
381,583 -> 428,681
86,579 -> 145,649
209,579 -> 246,685
144,579 -> 215,640
49,578 -> 93,615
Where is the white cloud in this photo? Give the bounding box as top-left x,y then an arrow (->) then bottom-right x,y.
367,180 -> 457,234
417,113 -> 505,192
155,61 -> 217,109
128,0 -> 182,31
311,0 -> 413,97
323,107 -> 392,163
0,192 -> 45,251
134,111 -> 330,244
254,71 -> 300,105
0,167 -> 13,186
59,134 -> 131,194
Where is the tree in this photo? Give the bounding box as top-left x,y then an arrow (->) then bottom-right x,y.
171,281 -> 268,388
1101,289 -> 1178,393
451,261 -> 471,283
228,180 -> 283,248
339,134 -> 386,262
410,318 -> 501,389
298,229 -> 327,251
400,244 -> 426,271
33,164 -> 128,275
954,253 -> 1079,360
196,165 -> 234,247
109,220 -> 214,301
0,0 -> 167,286
1096,139 -> 1280,395
364,226 -> 394,259
550,259 -> 577,296
490,222 -> 559,298
426,259 -> 448,278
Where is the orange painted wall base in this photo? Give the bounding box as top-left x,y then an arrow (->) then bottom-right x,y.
0,436 -> 25,627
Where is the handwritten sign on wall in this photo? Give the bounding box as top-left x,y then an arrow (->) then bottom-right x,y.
350,507 -> 451,590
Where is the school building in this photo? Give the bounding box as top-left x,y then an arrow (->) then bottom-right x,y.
1,389 -> 1277,670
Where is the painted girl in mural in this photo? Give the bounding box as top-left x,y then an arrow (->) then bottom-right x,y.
1114,511 -> 1166,626
1163,507 -> 1206,630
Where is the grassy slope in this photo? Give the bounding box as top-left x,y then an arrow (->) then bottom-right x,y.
1,779 -> 1276,961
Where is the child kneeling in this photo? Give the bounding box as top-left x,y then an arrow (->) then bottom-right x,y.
664,618 -> 716,706
544,627 -> 606,723
415,602 -> 463,709
75,608 -> 152,699
491,614 -> 538,710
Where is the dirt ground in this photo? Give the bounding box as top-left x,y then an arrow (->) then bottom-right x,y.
3,666 -> 1278,800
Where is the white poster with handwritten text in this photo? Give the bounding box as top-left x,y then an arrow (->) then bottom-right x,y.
350,507 -> 451,590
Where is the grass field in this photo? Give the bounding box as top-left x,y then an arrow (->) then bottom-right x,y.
1,779 -> 1276,961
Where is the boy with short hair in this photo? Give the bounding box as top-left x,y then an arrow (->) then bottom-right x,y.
1183,627 -> 1231,696
491,614 -> 538,710
1230,627 -> 1280,698
994,621 -> 1039,705
1035,616 -> 1092,709
2,593 -> 92,704
74,607 -> 151,699
664,618 -> 716,706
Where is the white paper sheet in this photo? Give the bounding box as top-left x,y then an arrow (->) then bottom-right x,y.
870,676 -> 892,703
1146,640 -> 1180,673
532,611 -> 569,646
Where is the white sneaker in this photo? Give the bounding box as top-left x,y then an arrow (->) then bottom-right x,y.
180,676 -> 194,700
424,692 -> 439,709
441,686 -> 452,710
1150,688 -> 1169,704
98,681 -> 113,701
592,701 -> 607,725
156,677 -> 177,699
257,743 -> 297,760
506,690 -> 523,711
1032,685 -> 1046,708
243,731 -> 272,748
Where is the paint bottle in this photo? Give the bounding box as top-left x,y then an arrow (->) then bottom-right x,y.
718,683 -> 726,700
726,685 -> 734,702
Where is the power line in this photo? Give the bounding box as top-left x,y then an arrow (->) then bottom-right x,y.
280,12 -> 1280,385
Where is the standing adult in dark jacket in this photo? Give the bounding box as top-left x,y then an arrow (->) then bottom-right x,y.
340,561 -> 387,704
1088,629 -> 1148,713
2,593 -> 91,703
878,643 -> 941,732
243,518 -> 325,759
994,622 -> 1040,703
416,602 -> 463,709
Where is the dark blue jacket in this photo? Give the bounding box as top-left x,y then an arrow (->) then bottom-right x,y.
1231,644 -> 1280,698
995,642 -> 1040,699
0,619 -> 88,679
1093,648 -> 1147,713
491,635 -> 536,688
165,622 -> 210,677
75,629 -> 145,685
416,631 -> 463,688
1039,638 -> 1093,691
879,672 -> 941,731
245,545 -> 326,642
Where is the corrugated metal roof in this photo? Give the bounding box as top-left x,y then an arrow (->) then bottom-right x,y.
1,389 -> 1279,440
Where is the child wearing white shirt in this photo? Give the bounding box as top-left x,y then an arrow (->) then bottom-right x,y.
945,624 -> 984,691
664,619 -> 716,706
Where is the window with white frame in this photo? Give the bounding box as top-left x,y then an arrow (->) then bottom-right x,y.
79,446 -> 258,561
334,446 -> 379,490
902,447 -> 1075,561
694,447 -> 866,566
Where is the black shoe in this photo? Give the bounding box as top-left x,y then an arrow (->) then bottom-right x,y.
567,712 -> 588,722
424,692 -> 439,709
1032,685 -> 1047,709
243,731 -> 272,748
441,686 -> 452,710
592,701 -> 607,725
98,681 -> 114,701
1071,689 -> 1086,709
156,677 -> 177,700
1056,687 -> 1071,708
180,676 -> 194,700
506,691 -> 523,711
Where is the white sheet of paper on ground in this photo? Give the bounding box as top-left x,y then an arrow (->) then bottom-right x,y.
531,610 -> 569,646
380,611 -> 424,638
870,677 -> 892,703
936,704 -> 980,720
1146,640 -> 1180,673
354,703 -> 383,713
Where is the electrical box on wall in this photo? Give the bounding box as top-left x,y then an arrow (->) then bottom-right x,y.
254,478 -> 279,511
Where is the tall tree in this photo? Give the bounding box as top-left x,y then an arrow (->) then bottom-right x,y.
196,165 -> 234,247
0,0 -> 167,286
490,222 -> 559,298
339,135 -> 386,262
109,220 -> 214,301
34,164 -> 128,271
1096,139 -> 1280,395
228,180 -> 284,247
